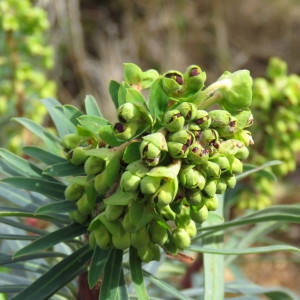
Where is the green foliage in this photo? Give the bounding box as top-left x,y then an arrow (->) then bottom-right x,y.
0,62 -> 299,300
0,0 -> 56,152
237,57 -> 300,209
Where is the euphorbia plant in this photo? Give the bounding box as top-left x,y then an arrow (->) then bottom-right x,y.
1,63 -> 300,300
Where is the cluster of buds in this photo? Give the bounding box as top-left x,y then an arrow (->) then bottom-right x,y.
238,57 -> 300,210
63,63 -> 254,262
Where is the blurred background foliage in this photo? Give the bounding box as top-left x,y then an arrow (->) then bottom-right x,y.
1,0 -> 300,295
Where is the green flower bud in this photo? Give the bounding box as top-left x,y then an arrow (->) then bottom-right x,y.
185,189 -> 204,206
223,174 -> 237,189
203,180 -> 217,198
140,175 -> 161,195
104,204 -> 125,221
190,204 -> 208,223
126,160 -> 150,177
175,205 -> 191,228
234,130 -> 254,147
120,171 -> 141,192
266,57 -> 287,80
175,102 -> 198,122
187,143 -> 209,165
117,102 -> 142,123
179,165 -> 206,190
188,110 -> 211,131
149,221 -> 169,245
185,219 -> 197,238
158,204 -> 176,221
200,129 -> 220,149
184,65 -> 207,94
137,245 -> 153,263
88,231 -> 97,249
167,141 -> 190,158
84,155 -> 105,175
70,147 -> 87,166
219,139 -> 246,156
94,172 -> 110,195
122,201 -> 145,232
161,71 -> 184,97
217,70 -> 253,113
64,183 -> 84,201
168,129 -> 194,145
94,223 -> 112,249
235,145 -> 249,160
163,109 -> 185,132
204,195 -> 218,211
172,228 -> 191,250
113,122 -> 139,140
140,132 -> 168,166
112,230 -> 131,250
211,155 -> 231,172
137,242 -> 161,262
252,78 -> 272,110
232,109 -> 254,129
155,178 -> 178,208
209,110 -> 234,128
131,226 -> 150,249
215,177 -> 228,194
231,157 -> 243,174
61,133 -> 82,150
69,211 -> 88,224
202,161 -> 221,178
77,193 -> 93,215
163,234 -> 178,255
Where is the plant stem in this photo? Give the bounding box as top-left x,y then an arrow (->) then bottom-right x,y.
203,194 -> 225,300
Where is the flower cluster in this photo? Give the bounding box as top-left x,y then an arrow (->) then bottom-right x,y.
238,57 -> 300,210
63,63 -> 254,262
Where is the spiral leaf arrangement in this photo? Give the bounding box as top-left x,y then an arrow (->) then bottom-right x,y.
238,57 -> 300,210
63,63 -> 254,262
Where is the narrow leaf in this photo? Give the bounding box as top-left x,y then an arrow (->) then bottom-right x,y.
35,200 -> 77,215
100,249 -> 123,300
2,177 -> 66,200
61,104 -> 83,125
11,245 -> 93,300
85,95 -> 103,117
143,270 -> 192,300
88,247 -> 111,289
129,246 -> 149,300
41,98 -> 76,138
0,149 -> 44,178
43,162 -> 85,177
190,244 -> 300,255
13,117 -> 61,155
109,80 -> 121,109
0,234 -> 37,241
117,268 -> 129,300
23,146 -> 66,165
14,223 -> 87,257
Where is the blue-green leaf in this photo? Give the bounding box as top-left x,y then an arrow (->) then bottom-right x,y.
0,149 -> 44,178
129,246 -> 150,300
41,98 -> 77,138
88,247 -> 111,289
100,249 -> 123,300
61,104 -> 83,126
35,200 -> 77,215
2,177 -> 66,200
85,95 -> 103,117
43,162 -> 85,177
14,223 -> 86,257
109,80 -> 120,109
23,146 -> 66,165
11,245 -> 93,300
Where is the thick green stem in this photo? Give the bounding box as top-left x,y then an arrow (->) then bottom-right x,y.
203,194 -> 225,299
